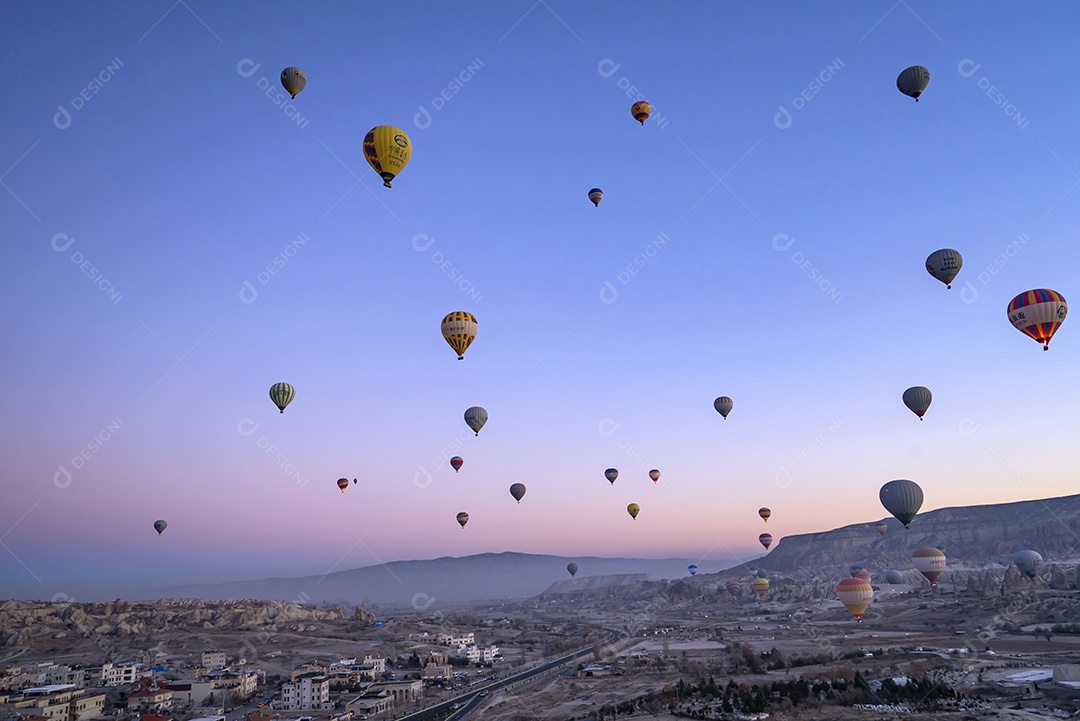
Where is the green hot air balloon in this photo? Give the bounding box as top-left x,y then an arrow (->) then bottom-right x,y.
464,406 -> 488,435
153,519 -> 167,535
269,382 -> 295,413
509,483 -> 526,503
879,479 -> 923,528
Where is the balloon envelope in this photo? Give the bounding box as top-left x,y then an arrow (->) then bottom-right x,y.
714,396 -> 733,419
648,469 -> 660,483
450,456 -> 463,472
336,478 -> 349,492
464,406 -> 488,435
631,100 -> 652,124
1008,289 -> 1067,350
688,564 -> 698,576
1013,550 -> 1043,579
153,520 -> 167,535
442,311 -> 478,360
884,569 -> 905,585
626,503 -> 640,520
269,382 -> 295,413
456,512 -> 469,528
912,547 -> 946,584
879,479 -> 924,528
567,562 -> 578,577
280,67 -> 306,99
837,577 -> 873,619
758,507 -> 771,522
588,188 -> 603,207
604,468 -> 618,484
509,483 -> 527,503
726,581 -> 741,596
875,523 -> 888,535
897,65 -> 930,101
363,125 -> 412,188
752,577 -> 769,597
759,533 -> 773,550
926,249 -> 962,289
902,386 -> 932,420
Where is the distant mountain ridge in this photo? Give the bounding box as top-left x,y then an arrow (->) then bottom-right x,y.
757,492 -> 1080,578
155,553 -> 719,607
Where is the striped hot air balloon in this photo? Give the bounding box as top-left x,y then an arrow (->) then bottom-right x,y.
1008,289 -> 1067,350
837,577 -> 873,620
280,67 -> 307,99
912,547 -> 946,585
752,577 -> 769,597
269,382 -> 295,413
631,101 -> 652,125
759,533 -> 773,550
604,468 -> 618,485
442,311 -> 478,360
758,507 -> 771,522
456,512 -> 469,529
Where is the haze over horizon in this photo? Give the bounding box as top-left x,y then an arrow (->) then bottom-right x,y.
3,1 -> 1078,603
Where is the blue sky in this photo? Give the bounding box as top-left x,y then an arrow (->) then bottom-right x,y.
3,1 -> 1078,601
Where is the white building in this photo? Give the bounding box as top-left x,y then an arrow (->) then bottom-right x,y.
280,675 -> 330,710
449,645 -> 499,664
202,651 -> 227,670
101,662 -> 151,686
436,632 -> 474,647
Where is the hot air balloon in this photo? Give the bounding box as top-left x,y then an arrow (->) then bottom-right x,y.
726,581 -> 741,596
884,569 -> 904,585
752,577 -> 769,597
280,67 -> 306,99
450,456 -> 463,472
1013,550 -> 1043,579
648,469 -> 661,483
875,523 -> 888,535
456,512 -> 469,528
759,533 -> 773,550
441,311 -> 478,360
1008,289 -> 1068,350
269,382 -> 295,413
897,65 -> 930,101
853,569 -> 872,583
714,396 -> 733,419
604,468 -> 618,485
912,547 -> 946,585
902,386 -> 932,420
464,406 -> 488,435
627,503 -> 640,520
836,577 -> 873,620
756,568 -> 768,579
688,565 -> 698,576
588,188 -> 603,207
509,483 -> 526,503
758,507 -> 771,523
567,562 -> 578,577
153,520 -> 167,535
926,249 -> 962,289
336,478 -> 349,493
631,101 -> 652,125
363,125 -> 412,188
879,479 -> 923,528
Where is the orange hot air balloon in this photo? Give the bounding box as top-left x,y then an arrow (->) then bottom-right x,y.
759,533 -> 773,550
836,577 -> 873,620
336,478 -> 349,493
758,507 -> 771,523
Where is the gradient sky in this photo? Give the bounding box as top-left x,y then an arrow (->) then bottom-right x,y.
3,1 -> 1079,602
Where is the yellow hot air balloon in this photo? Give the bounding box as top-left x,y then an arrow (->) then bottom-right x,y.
280,67 -> 307,99
752,577 -> 769,597
631,101 -> 652,125
836,577 -> 873,620
626,503 -> 640,520
363,125 -> 412,188
441,311 -> 478,360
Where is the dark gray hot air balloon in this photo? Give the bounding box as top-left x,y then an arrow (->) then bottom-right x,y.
464,406 -> 488,435
567,562 -> 578,577
153,519 -> 167,535
1013,550 -> 1043,579
897,65 -> 930,101
884,569 -> 905,584
879,479 -> 923,528
902,386 -> 932,420
509,483 -> 526,503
